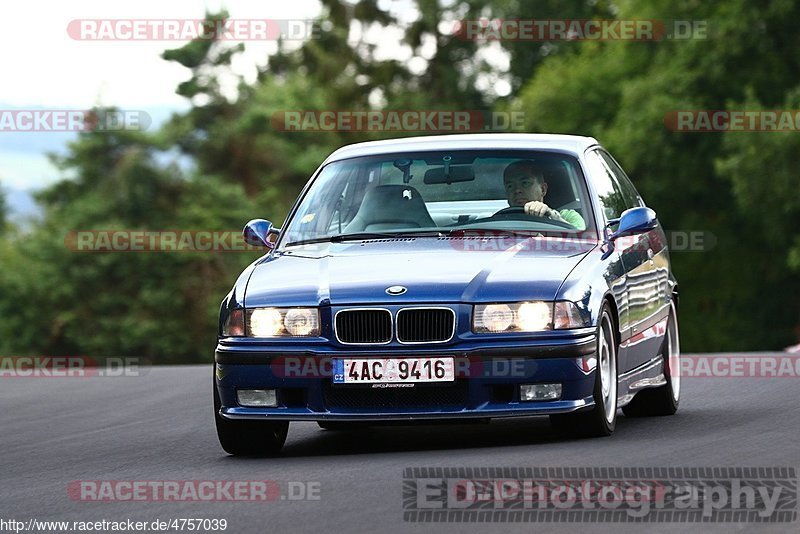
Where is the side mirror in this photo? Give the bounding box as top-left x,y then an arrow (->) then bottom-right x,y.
608,207 -> 658,241
243,219 -> 280,249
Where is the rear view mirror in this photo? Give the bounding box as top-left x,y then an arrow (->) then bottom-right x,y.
243,219 -> 280,249
423,165 -> 475,184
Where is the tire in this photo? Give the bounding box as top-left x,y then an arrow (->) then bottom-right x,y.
622,301 -> 680,417
550,302 -> 618,438
213,369 -> 289,455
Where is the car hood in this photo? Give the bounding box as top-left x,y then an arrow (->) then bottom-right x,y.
244,236 -> 597,307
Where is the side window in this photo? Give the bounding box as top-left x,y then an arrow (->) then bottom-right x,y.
585,150 -> 627,222
598,151 -> 643,209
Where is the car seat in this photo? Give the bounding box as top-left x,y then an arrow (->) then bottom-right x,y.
540,161 -> 580,211
344,185 -> 436,232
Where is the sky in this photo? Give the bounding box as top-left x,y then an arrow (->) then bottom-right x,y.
1,0 -> 326,199
0,0 -> 492,209
3,0 -> 327,108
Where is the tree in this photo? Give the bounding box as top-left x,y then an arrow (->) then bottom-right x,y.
3,0 -> 796,360
0,111 -> 261,361
0,186 -> 7,235
512,0 -> 800,350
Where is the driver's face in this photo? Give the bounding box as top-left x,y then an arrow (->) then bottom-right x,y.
503,171 -> 547,207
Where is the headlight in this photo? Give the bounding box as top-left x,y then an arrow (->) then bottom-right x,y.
473,302 -> 553,333
247,307 -> 320,337
517,302 -> 553,331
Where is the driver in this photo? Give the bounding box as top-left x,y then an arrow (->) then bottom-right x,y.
502,160 -> 586,230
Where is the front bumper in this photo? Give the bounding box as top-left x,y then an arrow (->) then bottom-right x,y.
215,331 -> 597,421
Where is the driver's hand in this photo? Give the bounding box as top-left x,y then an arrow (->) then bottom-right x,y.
523,201 -> 557,219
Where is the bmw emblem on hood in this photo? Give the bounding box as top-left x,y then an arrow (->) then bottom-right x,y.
386,285 -> 407,295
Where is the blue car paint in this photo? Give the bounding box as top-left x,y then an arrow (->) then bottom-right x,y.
214,134 -> 677,422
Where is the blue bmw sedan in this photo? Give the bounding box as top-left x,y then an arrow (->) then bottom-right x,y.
214,134 -> 680,454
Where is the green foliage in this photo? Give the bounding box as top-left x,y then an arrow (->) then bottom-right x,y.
0,186 -> 7,235
0,124 -> 260,361
513,0 -> 800,350
1,1 -> 798,360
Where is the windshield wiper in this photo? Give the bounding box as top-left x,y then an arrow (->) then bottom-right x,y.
446,228 -> 543,238
285,228 -> 552,247
285,230 -> 455,247
330,232 -> 424,242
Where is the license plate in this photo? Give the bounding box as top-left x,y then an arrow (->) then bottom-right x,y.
332,357 -> 455,384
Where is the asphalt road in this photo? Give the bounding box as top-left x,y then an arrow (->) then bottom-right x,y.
1,355 -> 798,534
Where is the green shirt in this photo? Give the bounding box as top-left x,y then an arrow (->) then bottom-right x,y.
559,209 -> 586,230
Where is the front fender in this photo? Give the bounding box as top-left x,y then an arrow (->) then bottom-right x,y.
217,257 -> 264,336
556,246 -> 625,331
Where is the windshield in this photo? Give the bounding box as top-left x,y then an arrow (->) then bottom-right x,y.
280,150 -> 596,247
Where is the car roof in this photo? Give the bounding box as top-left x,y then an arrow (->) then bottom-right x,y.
323,133 -> 600,164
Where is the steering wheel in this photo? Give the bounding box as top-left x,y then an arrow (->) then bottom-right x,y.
488,206 -> 577,229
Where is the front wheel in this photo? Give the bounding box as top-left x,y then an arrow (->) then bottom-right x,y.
622,301 -> 680,417
213,371 -> 289,455
550,302 -> 618,437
